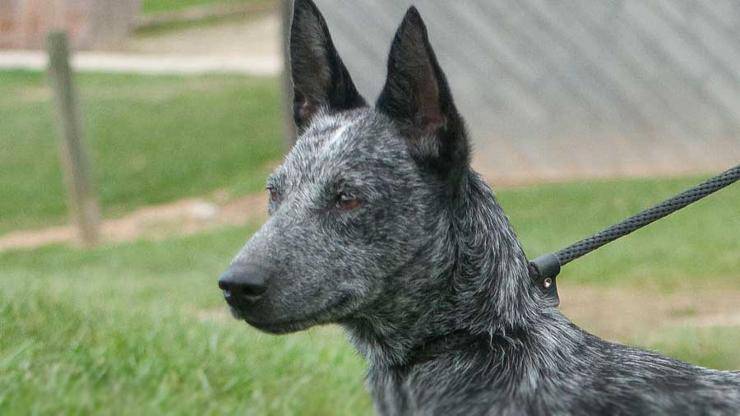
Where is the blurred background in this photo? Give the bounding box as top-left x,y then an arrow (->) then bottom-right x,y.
0,0 -> 738,414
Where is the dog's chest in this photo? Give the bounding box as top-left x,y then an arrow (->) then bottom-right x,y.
368,368 -> 411,416
367,364 -> 504,416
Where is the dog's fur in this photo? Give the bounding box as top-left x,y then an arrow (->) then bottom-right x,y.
220,1 -> 740,414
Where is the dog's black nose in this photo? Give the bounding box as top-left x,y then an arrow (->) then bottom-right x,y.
218,263 -> 268,301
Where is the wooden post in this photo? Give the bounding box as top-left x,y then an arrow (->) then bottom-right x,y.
280,0 -> 297,147
46,31 -> 100,246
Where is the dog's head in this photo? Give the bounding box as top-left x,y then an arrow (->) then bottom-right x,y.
219,0 -> 470,333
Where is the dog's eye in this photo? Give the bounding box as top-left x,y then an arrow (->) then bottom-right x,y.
336,193 -> 361,211
266,186 -> 279,203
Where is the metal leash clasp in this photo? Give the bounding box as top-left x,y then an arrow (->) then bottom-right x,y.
528,253 -> 561,306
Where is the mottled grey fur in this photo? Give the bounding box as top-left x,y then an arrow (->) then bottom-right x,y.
219,1 -> 740,414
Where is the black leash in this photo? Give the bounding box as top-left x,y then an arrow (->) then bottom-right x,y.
528,164 -> 740,305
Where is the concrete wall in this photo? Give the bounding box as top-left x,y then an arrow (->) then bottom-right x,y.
314,0 -> 740,182
0,0 -> 140,50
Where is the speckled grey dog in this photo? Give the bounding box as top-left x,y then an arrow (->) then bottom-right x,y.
218,1 -> 740,414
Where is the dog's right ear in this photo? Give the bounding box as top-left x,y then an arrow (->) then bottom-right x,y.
289,0 -> 366,132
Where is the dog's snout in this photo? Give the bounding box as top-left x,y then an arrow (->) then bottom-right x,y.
218,263 -> 269,301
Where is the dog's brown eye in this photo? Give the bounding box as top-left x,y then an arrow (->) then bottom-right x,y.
267,186 -> 279,203
337,193 -> 361,211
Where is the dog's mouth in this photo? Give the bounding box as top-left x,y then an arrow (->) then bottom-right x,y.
231,293 -> 355,334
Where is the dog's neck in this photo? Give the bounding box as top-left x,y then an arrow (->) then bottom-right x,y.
343,170 -> 556,369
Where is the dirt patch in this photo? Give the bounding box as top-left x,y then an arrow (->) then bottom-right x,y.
0,176 -> 525,252
560,283 -> 740,342
0,192 -> 269,252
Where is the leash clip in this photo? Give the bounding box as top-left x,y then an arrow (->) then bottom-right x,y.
528,253 -> 561,306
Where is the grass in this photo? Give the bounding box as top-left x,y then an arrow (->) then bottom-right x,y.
0,71 -> 284,234
0,227 -> 370,415
641,327 -> 740,371
1,68 -> 737,414
141,0 -> 269,15
500,176 -> 740,288
136,0 -> 276,35
1,177 -> 737,414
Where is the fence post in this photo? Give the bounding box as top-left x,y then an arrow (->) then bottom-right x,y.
46,31 -> 100,246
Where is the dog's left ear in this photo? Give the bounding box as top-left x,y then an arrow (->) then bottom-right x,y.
290,0 -> 366,132
377,7 -> 469,178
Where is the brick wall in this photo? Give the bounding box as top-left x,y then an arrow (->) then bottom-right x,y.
0,0 -> 140,50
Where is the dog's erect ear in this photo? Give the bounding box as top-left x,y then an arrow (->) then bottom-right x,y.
289,0 -> 366,131
377,7 -> 468,178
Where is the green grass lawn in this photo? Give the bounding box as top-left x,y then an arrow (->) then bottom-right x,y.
0,71 -> 284,234
504,176 -> 740,288
1,68 -> 738,415
141,0 -> 269,15
1,177 -> 737,414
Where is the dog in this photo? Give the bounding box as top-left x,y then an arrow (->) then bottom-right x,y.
218,1 -> 740,414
